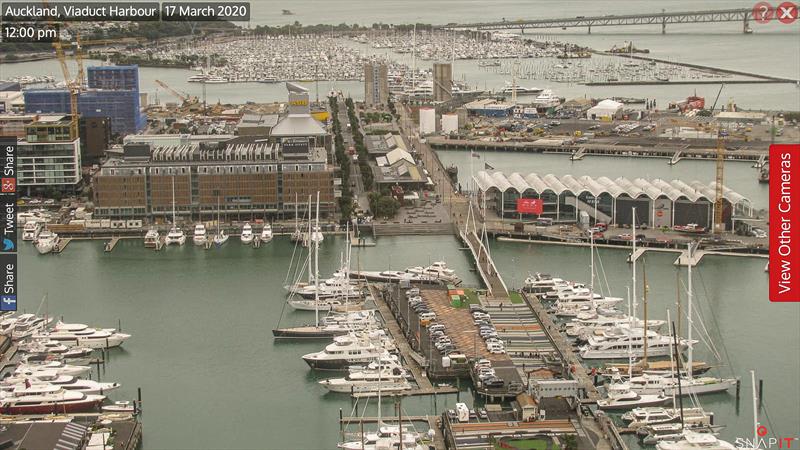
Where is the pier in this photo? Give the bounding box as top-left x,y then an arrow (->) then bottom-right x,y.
368,284 -> 459,398
428,137 -> 768,163
104,237 -> 120,252
440,8 -> 756,34
52,237 -> 72,253
521,292 -> 601,402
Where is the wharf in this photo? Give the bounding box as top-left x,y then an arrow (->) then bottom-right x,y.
104,237 -> 120,252
368,284 -> 457,397
521,292 -> 601,401
52,237 -> 72,253
429,137 -> 767,162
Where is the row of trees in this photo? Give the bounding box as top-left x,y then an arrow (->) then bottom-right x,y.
329,97 -> 354,221
345,97 -> 375,191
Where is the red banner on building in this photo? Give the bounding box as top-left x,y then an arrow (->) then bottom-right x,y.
517,198 -> 543,214
770,144 -> 800,302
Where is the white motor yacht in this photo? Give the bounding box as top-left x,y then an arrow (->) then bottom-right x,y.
261,224 -> 273,243
192,224 -> 208,246
655,431 -> 735,450
532,89 -> 561,108
302,335 -> 387,370
319,364 -> 411,393
579,327 -> 692,360
523,273 -> 573,294
22,221 -> 41,241
623,406 -> 713,429
35,230 -> 59,254
33,328 -> 131,349
143,228 -> 160,248
240,223 -> 254,244
1,378 -> 119,395
596,381 -> 670,411
406,261 -> 460,283
627,373 -> 739,397
15,362 -> 91,377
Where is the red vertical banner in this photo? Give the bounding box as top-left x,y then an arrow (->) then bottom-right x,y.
770,144 -> 800,302
517,198 -> 543,214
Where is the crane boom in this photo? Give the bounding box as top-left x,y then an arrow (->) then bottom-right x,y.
155,79 -> 188,103
43,0 -> 79,140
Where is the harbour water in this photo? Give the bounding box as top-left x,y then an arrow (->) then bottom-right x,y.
17,235 -> 479,449
17,232 -> 799,447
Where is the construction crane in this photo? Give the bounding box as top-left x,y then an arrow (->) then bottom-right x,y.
154,79 -> 196,105
42,0 -> 79,140
64,36 -> 143,87
710,83 -> 725,112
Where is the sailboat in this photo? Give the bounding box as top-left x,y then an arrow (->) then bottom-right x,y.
213,197 -> 228,246
164,176 -> 186,245
596,288 -> 669,411
627,244 -> 738,396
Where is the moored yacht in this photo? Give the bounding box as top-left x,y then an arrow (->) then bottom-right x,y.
22,221 -> 41,241
165,226 -> 186,245
655,431 -> 735,450
579,327 -> 692,360
213,229 -> 229,246
192,224 -> 208,246
33,327 -> 131,349
35,229 -> 59,254
302,335 -> 388,370
143,228 -> 160,248
596,380 -> 669,411
240,223 -> 254,244
627,373 -> 739,397
406,261 -> 460,283
0,386 -> 105,414
260,224 -> 273,243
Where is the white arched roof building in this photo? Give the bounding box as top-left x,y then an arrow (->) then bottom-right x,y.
472,171 -> 752,227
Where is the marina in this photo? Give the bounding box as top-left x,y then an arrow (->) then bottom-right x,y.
1,1 -> 798,449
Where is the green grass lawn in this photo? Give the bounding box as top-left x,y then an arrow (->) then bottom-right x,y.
462,288 -> 480,306
494,438 -> 557,450
509,291 -> 524,304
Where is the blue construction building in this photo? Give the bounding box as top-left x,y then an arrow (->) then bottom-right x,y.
87,65 -> 139,91
23,65 -> 145,135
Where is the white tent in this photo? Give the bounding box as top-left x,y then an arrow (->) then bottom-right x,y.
587,99 -> 623,120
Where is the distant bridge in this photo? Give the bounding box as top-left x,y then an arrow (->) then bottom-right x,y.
438,8 -> 755,34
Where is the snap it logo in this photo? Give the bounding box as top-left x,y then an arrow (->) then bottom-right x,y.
735,425 -> 800,448
753,1 -> 798,24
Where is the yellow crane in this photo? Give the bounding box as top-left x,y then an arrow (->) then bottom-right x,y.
154,79 -> 197,105
42,0 -> 79,140
62,35 -> 143,87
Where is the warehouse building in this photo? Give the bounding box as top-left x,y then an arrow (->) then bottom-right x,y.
473,171 -> 752,230
93,83 -> 334,220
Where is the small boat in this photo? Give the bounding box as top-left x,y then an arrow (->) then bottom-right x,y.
102,400 -> 135,413
143,229 -> 159,248
260,224 -> 273,243
672,224 -> 706,235
192,224 -> 208,246
35,230 -> 59,254
240,223 -> 254,244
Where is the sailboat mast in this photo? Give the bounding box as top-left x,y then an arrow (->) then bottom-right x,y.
627,286 -> 632,379
314,192 -> 320,326
667,308 -> 677,411
631,208 -> 637,324
671,321 -> 685,429
642,262 -> 649,365
171,176 -> 177,226
589,232 -> 595,309
751,370 -> 758,448
687,243 -> 694,381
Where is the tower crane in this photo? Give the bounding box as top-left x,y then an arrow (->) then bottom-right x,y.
713,126 -> 726,235
42,0 -> 79,140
